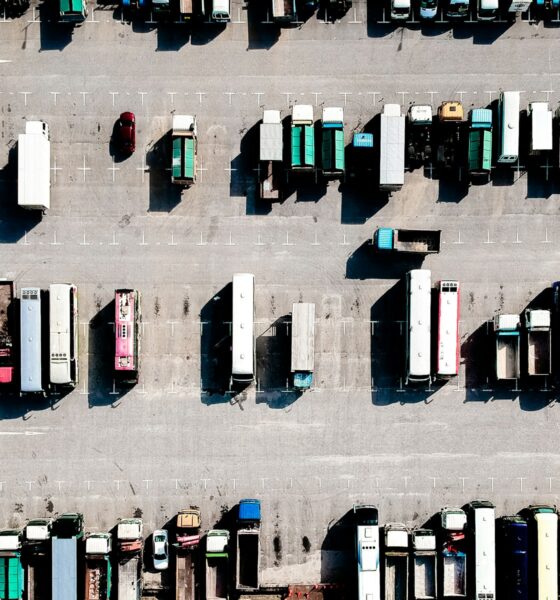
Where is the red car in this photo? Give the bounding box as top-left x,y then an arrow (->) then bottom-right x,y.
115,111 -> 136,155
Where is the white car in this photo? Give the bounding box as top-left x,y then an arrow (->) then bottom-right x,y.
152,529 -> 169,570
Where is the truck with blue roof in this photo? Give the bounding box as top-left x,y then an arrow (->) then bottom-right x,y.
320,107 -> 345,180
84,533 -> 112,600
236,499 -> 261,592
52,513 -> 84,600
290,105 -> 315,174
291,302 -> 315,391
407,105 -> 433,170
439,508 -> 467,600
24,519 -> 52,600
374,228 -> 441,255
205,529 -> 229,600
59,0 -> 87,21
259,110 -> 283,201
494,314 -> 520,381
348,132 -> 374,181
467,108 -> 493,183
379,103 -> 405,192
0,530 -> 23,600
172,115 -> 198,187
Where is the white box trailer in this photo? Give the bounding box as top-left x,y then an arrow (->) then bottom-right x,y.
291,303 -> 315,390
528,102 -> 553,155
379,104 -> 405,192
18,121 -> 50,211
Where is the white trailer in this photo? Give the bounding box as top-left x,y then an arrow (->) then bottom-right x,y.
291,302 -> 315,390
525,309 -> 551,377
18,121 -> 50,211
379,104 -> 405,192
528,102 -> 553,156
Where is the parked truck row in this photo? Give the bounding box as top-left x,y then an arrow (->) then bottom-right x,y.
355,502 -> 557,600
14,97 -> 560,213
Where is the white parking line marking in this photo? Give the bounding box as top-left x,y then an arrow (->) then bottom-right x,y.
226,232 -> 235,246
283,232 -> 294,246
368,91 -> 381,106
50,91 -> 60,105
19,91 -> 31,106
339,92 -> 352,106
252,92 -> 264,106
254,234 -> 264,246
168,233 -> 177,246
109,91 -> 119,107
108,158 -> 120,183
138,91 -> 147,106
224,92 -> 235,105
50,231 -> 62,246
78,156 -> 91,182
484,230 -> 495,244
167,91 -> 176,104
542,228 -> 551,243
140,230 -> 148,246
80,232 -> 91,246
195,92 -> 205,104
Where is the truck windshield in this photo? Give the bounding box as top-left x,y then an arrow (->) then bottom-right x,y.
421,0 -> 437,7
394,6 -> 409,13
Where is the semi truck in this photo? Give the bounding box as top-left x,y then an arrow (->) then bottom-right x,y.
84,533 -> 112,600
290,105 -> 315,173
52,513 -> 84,600
291,302 -> 315,391
24,519 -> 52,600
116,518 -> 143,600
494,314 -> 520,381
0,281 -> 15,386
435,101 -> 466,177
353,505 -> 381,600
379,103 -> 405,192
467,108 -> 493,183
271,0 -> 296,22
18,121 -> 50,212
320,107 -> 345,180
411,529 -> 436,600
374,227 -> 441,254
236,499 -> 261,592
172,115 -> 198,187
407,105 -> 433,169
174,508 -> 201,600
525,309 -> 551,377
259,109 -> 283,201
440,508 -> 467,600
383,523 -> 409,600
0,530 -> 23,600
205,530 -> 229,600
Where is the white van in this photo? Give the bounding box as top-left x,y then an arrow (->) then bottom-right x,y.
391,0 -> 411,19
478,0 -> 499,19
212,0 -> 230,21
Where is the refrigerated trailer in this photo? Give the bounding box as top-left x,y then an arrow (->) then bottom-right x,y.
291,302 -> 315,391
18,121 -> 50,211
379,104 -> 405,192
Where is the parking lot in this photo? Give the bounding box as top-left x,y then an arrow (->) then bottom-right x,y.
1,0 -> 560,585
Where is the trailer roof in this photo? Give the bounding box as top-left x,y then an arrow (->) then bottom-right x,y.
291,303 -> 315,373
530,102 -> 553,151
260,122 -> 283,161
18,127 -> 50,210
380,112 -> 405,187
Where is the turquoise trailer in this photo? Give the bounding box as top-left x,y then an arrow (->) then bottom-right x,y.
0,531 -> 23,600
291,105 -> 315,172
321,107 -> 345,179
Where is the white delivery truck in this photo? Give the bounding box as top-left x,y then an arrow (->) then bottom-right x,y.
18,121 -> 50,211
379,104 -> 405,193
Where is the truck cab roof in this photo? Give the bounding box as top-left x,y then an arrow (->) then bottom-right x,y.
384,524 -> 408,549
85,533 -> 111,555
441,508 -> 467,531
409,105 -> 432,124
438,101 -> 464,122
207,529 -> 229,553
322,106 -> 343,124
0,530 -> 21,551
292,104 -> 314,124
25,519 -> 53,542
239,499 -> 261,522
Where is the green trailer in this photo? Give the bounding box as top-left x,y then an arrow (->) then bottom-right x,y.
172,115 -> 198,187
321,107 -> 345,180
291,105 -> 315,172
0,531 -> 23,600
468,108 -> 492,183
59,0 -> 87,21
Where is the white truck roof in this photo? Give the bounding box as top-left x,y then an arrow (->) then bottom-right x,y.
526,309 -> 550,329
85,533 -> 111,555
18,121 -> 50,211
529,102 -> 553,152
207,530 -> 229,552
117,520 -> 143,540
380,106 -> 405,188
413,531 -> 436,551
0,531 -> 21,551
292,104 -> 314,124
409,105 -> 433,123
322,106 -> 343,124
385,525 -> 408,548
494,314 -> 519,331
291,303 -> 315,372
25,520 -> 52,541
172,114 -> 196,133
260,111 -> 282,162
441,508 -> 467,531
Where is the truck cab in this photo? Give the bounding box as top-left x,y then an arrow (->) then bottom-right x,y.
259,110 -> 283,201
446,0 -> 469,19
478,0 -> 499,19
391,0 -> 410,19
467,108 -> 493,183
59,0 -> 87,22
419,0 -> 438,19
407,105 -> 433,169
